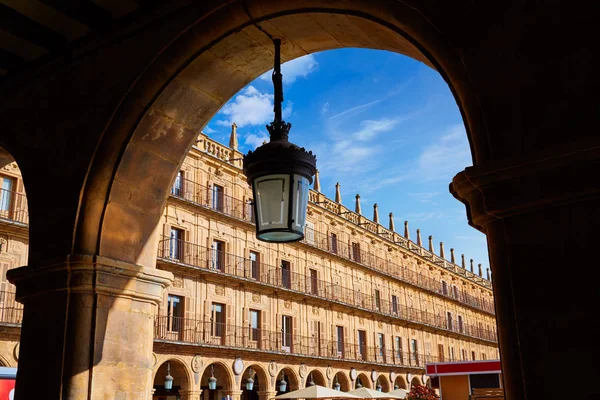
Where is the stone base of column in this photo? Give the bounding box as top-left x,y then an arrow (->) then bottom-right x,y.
258,390 -> 278,400
179,389 -> 203,400
7,254 -> 173,399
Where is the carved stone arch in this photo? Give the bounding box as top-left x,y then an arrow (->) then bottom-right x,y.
333,371 -> 351,392
356,372 -> 372,389
241,363 -> 269,392
394,375 -> 408,390
410,376 -> 422,388
277,366 -> 300,392
306,368 -> 326,387
377,374 -> 391,392
153,356 -> 194,393
201,359 -> 236,391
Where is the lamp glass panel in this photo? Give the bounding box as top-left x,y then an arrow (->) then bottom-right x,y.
254,175 -> 289,229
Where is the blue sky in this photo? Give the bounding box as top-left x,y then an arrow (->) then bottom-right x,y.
205,48 -> 489,271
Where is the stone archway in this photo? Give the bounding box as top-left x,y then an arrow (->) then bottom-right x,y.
394,376 -> 408,390
276,366 -> 299,394
153,359 -> 192,399
306,369 -> 326,387
376,374 -> 390,392
201,361 -> 235,400
333,371 -> 351,392
240,364 -> 269,400
356,373 -> 371,389
410,376 -> 421,388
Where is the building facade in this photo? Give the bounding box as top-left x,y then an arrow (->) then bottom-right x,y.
0,127 -> 497,400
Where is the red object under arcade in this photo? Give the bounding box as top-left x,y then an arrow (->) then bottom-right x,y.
426,360 -> 501,377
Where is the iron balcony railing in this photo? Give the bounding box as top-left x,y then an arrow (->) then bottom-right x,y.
168,181 -> 494,315
155,315 -> 441,368
0,188 -> 28,225
158,237 -> 498,343
0,289 -> 23,325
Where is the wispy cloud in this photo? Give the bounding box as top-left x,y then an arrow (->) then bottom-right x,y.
328,99 -> 381,121
404,211 -> 447,221
354,118 -> 400,141
203,125 -> 216,134
260,54 -> 318,84
416,124 -> 472,181
409,192 -> 440,204
321,102 -> 329,115
216,86 -> 292,128
243,132 -> 269,149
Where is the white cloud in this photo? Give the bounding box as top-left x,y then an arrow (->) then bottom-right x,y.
260,54 -> 318,84
405,211 -> 447,221
328,99 -> 381,121
409,192 -> 440,204
416,124 -> 472,181
216,86 -> 292,128
202,125 -> 216,134
244,132 -> 269,149
354,118 -> 400,141
321,102 -> 329,115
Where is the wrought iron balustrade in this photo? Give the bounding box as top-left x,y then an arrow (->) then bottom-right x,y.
0,188 -> 28,225
154,315 -> 443,368
157,236 -> 497,343
0,289 -> 23,325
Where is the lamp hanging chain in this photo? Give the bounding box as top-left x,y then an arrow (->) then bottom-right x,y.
272,38 -> 283,123
267,38 -> 291,142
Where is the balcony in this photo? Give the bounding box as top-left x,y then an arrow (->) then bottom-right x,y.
168,181 -> 495,315
155,315 -> 439,369
0,188 -> 28,226
0,290 -> 24,326
157,237 -> 498,343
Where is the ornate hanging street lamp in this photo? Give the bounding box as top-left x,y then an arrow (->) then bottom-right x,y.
208,364 -> 217,390
243,38 -> 317,243
164,361 -> 174,391
279,372 -> 288,392
246,367 -> 255,391
334,376 -> 341,391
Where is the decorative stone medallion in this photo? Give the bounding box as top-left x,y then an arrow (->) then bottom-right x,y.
336,311 -> 343,320
13,343 -> 19,362
215,285 -> 225,296
406,373 -> 413,383
371,369 -> 377,383
358,318 -> 364,325
269,361 -> 278,377
377,321 -> 383,329
299,364 -> 307,378
173,275 -> 184,288
191,355 -> 202,372
312,306 -> 319,316
252,293 -> 261,303
284,300 -> 292,309
349,368 -> 357,381
389,371 -> 396,384
326,366 -> 334,379
422,375 -> 428,385
233,358 -> 244,375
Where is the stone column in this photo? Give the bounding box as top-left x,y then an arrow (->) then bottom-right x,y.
180,390 -> 203,400
7,254 -> 172,399
258,390 -> 278,400
450,147 -> 600,400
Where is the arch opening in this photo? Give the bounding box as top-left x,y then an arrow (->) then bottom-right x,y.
356,373 -> 372,389
306,369 -> 326,387
153,359 -> 191,398
276,367 -> 299,394
333,372 -> 351,392
241,364 -> 269,400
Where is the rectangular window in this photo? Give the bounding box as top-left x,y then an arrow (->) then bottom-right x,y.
472,351 -> 476,361
212,184 -> 224,212
281,260 -> 291,289
250,309 -> 260,341
378,333 -> 385,360
441,280 -> 448,296
172,170 -> 184,197
336,326 -> 344,357
305,221 -> 315,245
438,344 -> 445,362
462,349 -> 468,361
450,347 -> 455,361
395,336 -> 403,363
167,294 -> 183,332
391,295 -> 398,315
482,352 -> 487,360
0,176 -> 14,215
330,233 -> 338,254
410,339 -> 419,366
453,285 -> 459,299
352,242 -> 361,263
212,303 -> 225,337
169,228 -> 184,260
358,330 -> 367,361
282,315 -> 292,350
310,268 -> 318,295
447,312 -> 453,331
458,315 -> 464,333
249,251 -> 260,280
374,290 -> 381,311
212,240 -> 225,271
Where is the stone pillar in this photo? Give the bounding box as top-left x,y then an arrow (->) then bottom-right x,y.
450,148 -> 600,400
258,390 -> 278,400
7,254 -> 172,399
180,390 -> 203,400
